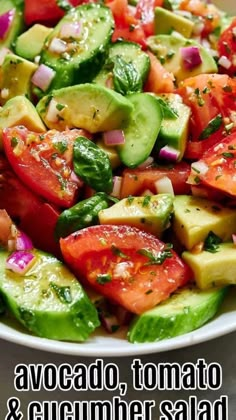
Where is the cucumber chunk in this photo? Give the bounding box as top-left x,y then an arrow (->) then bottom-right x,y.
94,41 -> 150,90
0,250 -> 100,341
117,93 -> 162,168
128,285 -> 228,343
39,3 -> 114,92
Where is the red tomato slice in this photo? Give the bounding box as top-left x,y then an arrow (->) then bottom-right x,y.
24,0 -> 84,26
177,74 -> 236,160
218,18 -> 236,76
120,161 -> 191,198
3,127 -> 84,208
179,0 -> 221,37
190,132 -> 236,197
60,225 -> 191,314
0,154 -> 61,255
144,51 -> 175,94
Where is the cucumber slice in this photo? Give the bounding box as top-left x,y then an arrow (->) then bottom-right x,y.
94,40 -> 150,89
128,286 -> 228,343
39,3 -> 114,92
117,93 -> 162,168
0,250 -> 100,341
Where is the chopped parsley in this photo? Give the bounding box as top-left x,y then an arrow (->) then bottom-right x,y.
199,114 -> 223,140
142,195 -> 151,207
96,274 -> 112,285
50,283 -> 72,304
111,245 -> 129,259
203,231 -> 222,253
138,244 -> 173,265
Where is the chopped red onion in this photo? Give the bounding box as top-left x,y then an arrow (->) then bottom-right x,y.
155,176 -> 174,195
218,55 -> 232,70
16,231 -> 33,251
103,129 -> 125,146
159,145 -> 180,162
6,251 -> 36,274
0,9 -> 15,40
137,156 -> 154,169
46,99 -> 60,123
232,234 -> 236,245
31,64 -> 55,92
180,46 -> 202,70
111,176 -> 122,199
191,160 -> 209,176
0,47 -> 10,65
49,37 -> 67,54
60,22 -> 82,39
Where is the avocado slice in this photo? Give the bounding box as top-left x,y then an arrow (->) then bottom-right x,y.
173,195 -> 236,250
147,33 -> 217,84
0,0 -> 24,49
156,93 -> 191,161
183,243 -> 236,289
128,285 -> 228,343
0,249 -> 100,341
0,96 -> 46,150
0,53 -> 38,105
36,83 -> 133,132
98,194 -> 174,237
15,24 -> 53,61
154,7 -> 194,38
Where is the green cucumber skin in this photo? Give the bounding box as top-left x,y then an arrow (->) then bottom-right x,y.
40,4 -> 114,92
117,93 -> 162,168
0,250 -> 100,341
128,286 -> 228,343
55,192 -> 111,239
94,41 -> 150,88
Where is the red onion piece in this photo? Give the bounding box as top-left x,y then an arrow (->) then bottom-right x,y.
159,145 -> 180,162
60,22 -> 82,38
180,46 -> 202,70
137,156 -> 154,169
6,251 -> 36,274
0,47 -> 10,65
0,9 -> 15,40
49,37 -> 67,54
103,130 -> 125,146
31,64 -> 55,92
111,176 -> 122,199
232,234 -> 236,245
155,176 -> 174,195
16,231 -> 33,251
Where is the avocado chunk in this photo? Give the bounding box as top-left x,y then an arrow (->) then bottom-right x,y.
147,33 -> 217,84
0,249 -> 100,341
0,53 -> 38,105
98,194 -> 174,237
182,243 -> 236,289
36,83 -> 133,133
154,7 -> 194,38
128,285 -> 228,343
39,3 -> 114,92
0,96 -> 46,150
117,92 -> 162,168
15,24 -> 53,61
156,93 -> 191,161
173,195 -> 236,250
0,0 -> 24,49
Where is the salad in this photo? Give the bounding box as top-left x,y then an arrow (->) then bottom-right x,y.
0,0 -> 236,346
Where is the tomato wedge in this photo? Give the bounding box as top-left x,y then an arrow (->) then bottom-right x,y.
189,131 -> 236,197
60,225 -> 191,314
3,127 -> 84,208
120,161 -> 191,198
178,74 -> 236,160
218,18 -> 236,76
